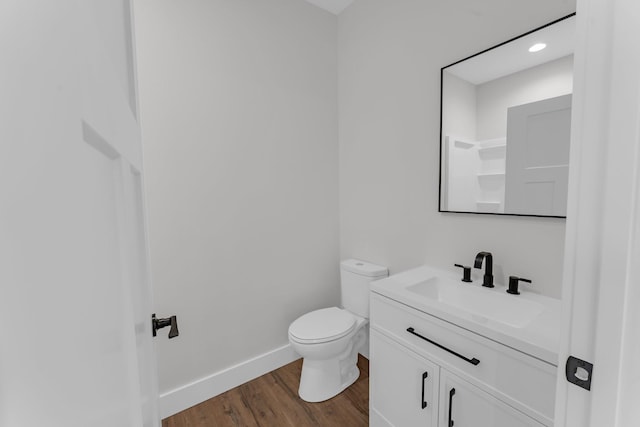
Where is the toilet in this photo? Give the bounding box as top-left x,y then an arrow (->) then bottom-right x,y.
288,259 -> 388,402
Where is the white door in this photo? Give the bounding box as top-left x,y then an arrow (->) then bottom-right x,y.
555,0 -> 640,426
504,94 -> 572,216
370,329 -> 439,427
439,370 -> 544,427
0,1 -> 159,426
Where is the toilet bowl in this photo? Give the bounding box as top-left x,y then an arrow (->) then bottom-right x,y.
288,307 -> 367,402
288,259 -> 388,402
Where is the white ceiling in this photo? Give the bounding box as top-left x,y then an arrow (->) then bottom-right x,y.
303,0 -> 354,15
446,15 -> 576,85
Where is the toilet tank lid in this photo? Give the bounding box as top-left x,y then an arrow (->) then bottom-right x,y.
341,259 -> 388,278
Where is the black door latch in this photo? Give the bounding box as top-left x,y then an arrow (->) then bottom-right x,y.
566,355 -> 593,390
152,314 -> 179,339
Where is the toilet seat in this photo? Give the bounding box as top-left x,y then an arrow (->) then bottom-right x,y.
289,307 -> 356,344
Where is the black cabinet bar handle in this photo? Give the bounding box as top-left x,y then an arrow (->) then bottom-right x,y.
421,371 -> 428,409
406,327 -> 480,366
448,388 -> 456,427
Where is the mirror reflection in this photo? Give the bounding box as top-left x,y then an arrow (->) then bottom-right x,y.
439,14 -> 576,217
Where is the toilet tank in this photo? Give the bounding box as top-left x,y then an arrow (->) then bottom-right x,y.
340,259 -> 388,318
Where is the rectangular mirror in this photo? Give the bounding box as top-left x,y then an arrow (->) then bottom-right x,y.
439,14 -> 576,217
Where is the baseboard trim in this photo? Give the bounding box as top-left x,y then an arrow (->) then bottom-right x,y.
159,343 -> 299,419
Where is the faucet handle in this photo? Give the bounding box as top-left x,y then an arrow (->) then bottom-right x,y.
507,276 -> 532,295
454,264 -> 472,282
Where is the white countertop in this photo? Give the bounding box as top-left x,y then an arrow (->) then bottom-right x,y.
370,265 -> 562,366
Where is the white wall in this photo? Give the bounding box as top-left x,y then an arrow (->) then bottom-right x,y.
339,0 -> 576,298
440,74 -> 478,212
442,72 -> 477,141
477,55 -> 574,140
134,0 -> 339,398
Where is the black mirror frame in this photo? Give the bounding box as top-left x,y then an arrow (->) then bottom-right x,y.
438,12 -> 576,219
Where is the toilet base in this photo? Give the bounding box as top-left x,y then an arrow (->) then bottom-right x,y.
297,328 -> 365,402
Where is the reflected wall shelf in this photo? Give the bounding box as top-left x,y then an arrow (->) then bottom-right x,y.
477,172 -> 505,178
478,143 -> 507,157
476,201 -> 502,213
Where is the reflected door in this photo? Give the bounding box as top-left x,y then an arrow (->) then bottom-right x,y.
0,1 -> 159,426
504,94 -> 572,216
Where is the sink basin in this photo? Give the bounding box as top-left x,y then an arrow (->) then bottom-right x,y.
406,276 -> 545,328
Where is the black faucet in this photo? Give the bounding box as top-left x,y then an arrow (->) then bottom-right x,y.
507,276 -> 532,295
474,252 -> 494,288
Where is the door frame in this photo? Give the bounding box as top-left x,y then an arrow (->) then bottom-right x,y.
555,0 -> 640,425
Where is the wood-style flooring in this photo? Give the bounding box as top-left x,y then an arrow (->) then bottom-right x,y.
162,356 -> 369,427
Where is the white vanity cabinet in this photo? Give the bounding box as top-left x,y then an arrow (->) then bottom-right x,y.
438,370 -> 544,427
369,292 -> 556,427
370,329 -> 439,427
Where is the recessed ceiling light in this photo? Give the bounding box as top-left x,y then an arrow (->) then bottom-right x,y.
529,43 -> 547,53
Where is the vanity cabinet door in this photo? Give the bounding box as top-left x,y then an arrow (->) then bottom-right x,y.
370,329 -> 439,427
439,370 -> 545,427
